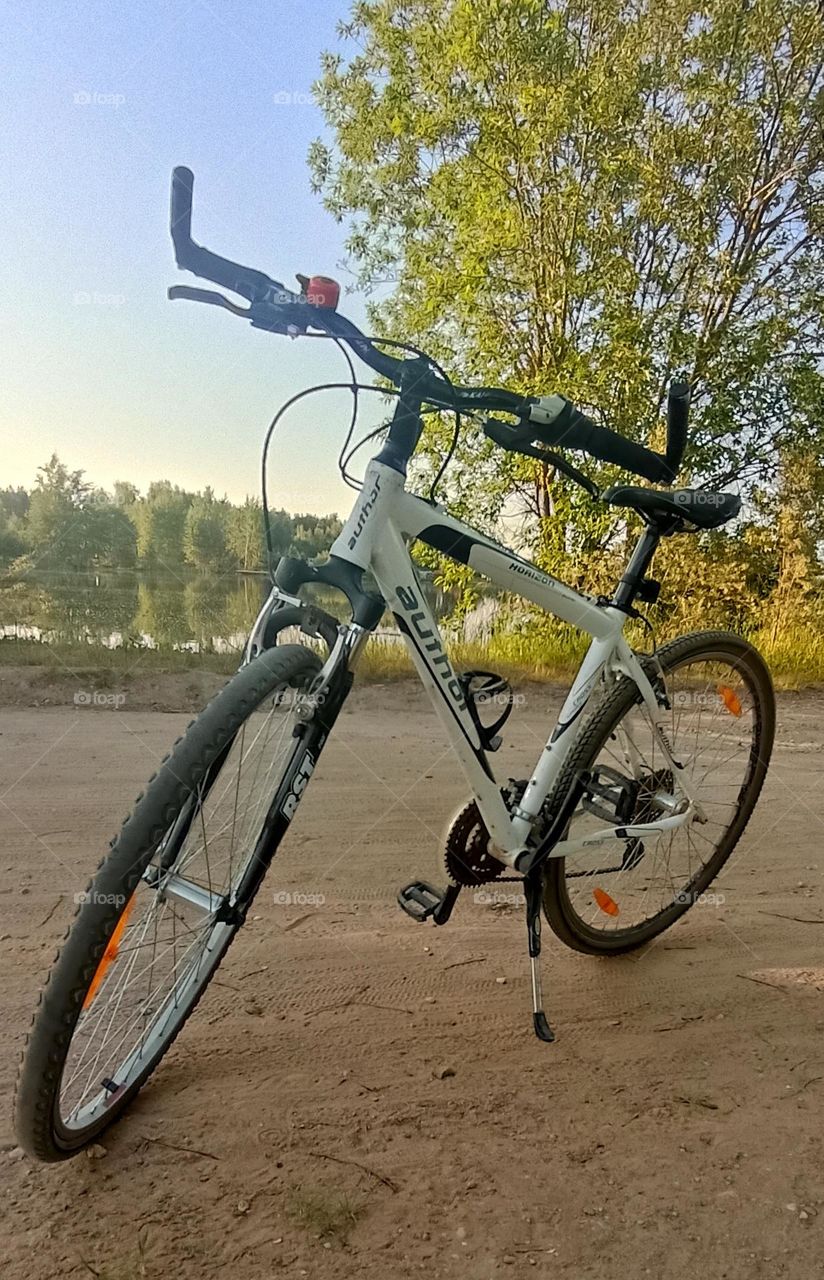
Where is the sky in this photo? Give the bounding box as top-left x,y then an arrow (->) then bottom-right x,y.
1,0 -> 383,517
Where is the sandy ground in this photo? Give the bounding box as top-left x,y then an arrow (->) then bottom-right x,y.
2,679 -> 824,1279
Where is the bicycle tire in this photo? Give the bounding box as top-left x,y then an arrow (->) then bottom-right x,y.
542,630 -> 775,954
15,643 -> 322,1161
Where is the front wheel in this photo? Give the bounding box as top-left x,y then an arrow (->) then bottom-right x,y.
15,644 -> 323,1161
542,631 -> 775,955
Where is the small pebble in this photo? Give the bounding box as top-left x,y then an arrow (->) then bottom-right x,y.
496,977 -> 507,985
86,1144 -> 107,1160
434,1065 -> 456,1080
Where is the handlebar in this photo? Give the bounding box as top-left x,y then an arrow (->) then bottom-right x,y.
168,165 -> 689,484
169,166 -> 528,411
665,381 -> 690,476
171,167 -> 286,305
518,385 -> 689,485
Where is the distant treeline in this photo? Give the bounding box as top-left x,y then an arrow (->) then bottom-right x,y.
0,456 -> 342,574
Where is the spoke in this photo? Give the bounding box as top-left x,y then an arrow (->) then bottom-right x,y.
58,679 -> 309,1130
564,656 -> 760,934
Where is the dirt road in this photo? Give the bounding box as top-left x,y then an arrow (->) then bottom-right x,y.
2,682 -> 824,1279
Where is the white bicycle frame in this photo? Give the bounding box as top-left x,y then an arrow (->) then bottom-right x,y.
287,456 -> 701,874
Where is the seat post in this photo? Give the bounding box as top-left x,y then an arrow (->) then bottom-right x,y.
612,526 -> 661,612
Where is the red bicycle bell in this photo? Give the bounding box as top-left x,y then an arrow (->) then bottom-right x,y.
306,275 -> 340,309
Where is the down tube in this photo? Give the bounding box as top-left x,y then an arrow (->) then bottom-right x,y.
370,523 -> 522,860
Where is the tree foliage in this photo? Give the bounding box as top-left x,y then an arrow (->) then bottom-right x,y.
0,459 -> 344,576
183,489 -> 231,570
24,456 -> 137,571
311,0 -> 823,566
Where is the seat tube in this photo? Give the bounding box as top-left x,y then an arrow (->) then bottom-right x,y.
612,527 -> 661,612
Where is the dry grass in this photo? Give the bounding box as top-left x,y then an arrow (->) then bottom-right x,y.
287,1184 -> 366,1243
1,624 -> 822,690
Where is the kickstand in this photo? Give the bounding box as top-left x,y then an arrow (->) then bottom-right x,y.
524,870 -> 555,1043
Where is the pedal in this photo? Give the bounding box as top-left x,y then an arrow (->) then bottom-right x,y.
581,765 -> 639,824
397,880 -> 446,922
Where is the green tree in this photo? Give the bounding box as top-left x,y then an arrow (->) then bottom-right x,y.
311,0 -> 823,568
227,497 -> 269,571
0,486 -> 29,567
133,482 -> 193,567
289,513 -> 344,562
113,480 -> 140,508
760,447 -> 824,642
183,489 -> 231,570
0,516 -> 25,567
92,505 -> 138,568
0,487 -> 30,523
13,459 -> 137,571
26,455 -> 96,570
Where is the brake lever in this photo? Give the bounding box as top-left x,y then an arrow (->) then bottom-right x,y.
484,417 -> 600,499
167,285 -> 250,316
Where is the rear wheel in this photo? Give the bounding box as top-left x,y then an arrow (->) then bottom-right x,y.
15,644 -> 322,1161
542,631 -> 775,954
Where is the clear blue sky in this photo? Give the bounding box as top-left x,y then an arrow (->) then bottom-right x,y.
1,0 -> 380,516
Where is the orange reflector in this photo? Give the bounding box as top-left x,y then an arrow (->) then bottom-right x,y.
82,894 -> 136,1010
717,684 -> 742,717
593,887 -> 620,916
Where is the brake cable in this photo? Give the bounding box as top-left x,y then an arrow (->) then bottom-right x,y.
260,381 -> 402,572
306,329 -> 463,503
260,332 -> 474,567
330,337 -> 361,491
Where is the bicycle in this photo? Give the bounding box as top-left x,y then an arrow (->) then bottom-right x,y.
15,167 -> 776,1160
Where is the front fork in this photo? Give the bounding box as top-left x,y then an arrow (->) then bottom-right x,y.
229,618 -> 366,919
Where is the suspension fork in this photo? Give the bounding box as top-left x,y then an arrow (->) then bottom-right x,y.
144,739 -> 237,887
229,625 -> 366,918
146,598 -> 347,892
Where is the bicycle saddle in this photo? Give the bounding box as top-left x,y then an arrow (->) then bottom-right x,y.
602,486 -> 741,531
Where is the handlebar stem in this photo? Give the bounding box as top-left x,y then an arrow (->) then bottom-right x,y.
375,362 -> 429,475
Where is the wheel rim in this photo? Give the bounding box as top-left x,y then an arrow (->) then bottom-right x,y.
556,651 -> 766,938
56,681 -> 305,1134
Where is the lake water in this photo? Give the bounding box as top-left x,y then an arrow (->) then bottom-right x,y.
0,570 -> 489,654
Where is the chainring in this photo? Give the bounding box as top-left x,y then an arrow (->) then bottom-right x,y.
443,783 -> 528,886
